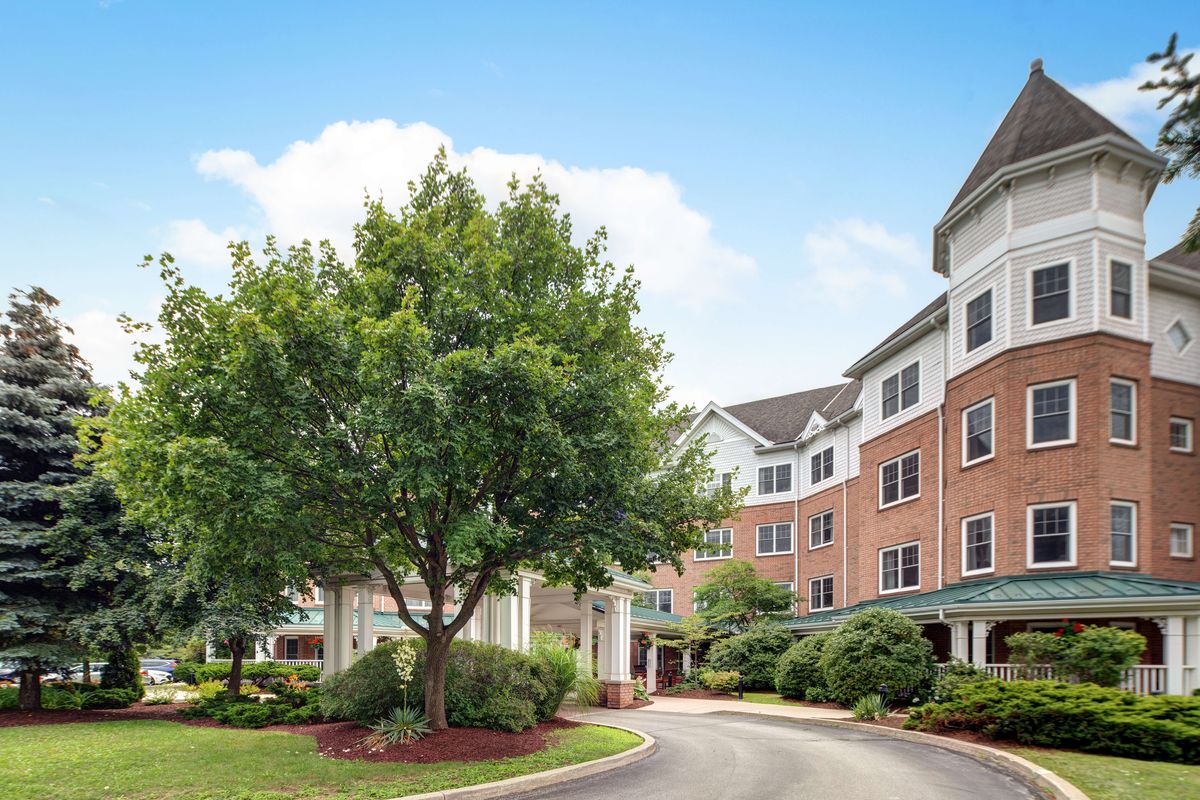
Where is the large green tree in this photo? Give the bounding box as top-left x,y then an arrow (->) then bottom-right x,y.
691,559 -> 797,633
0,288 -> 97,710
1141,33 -> 1200,252
102,156 -> 736,728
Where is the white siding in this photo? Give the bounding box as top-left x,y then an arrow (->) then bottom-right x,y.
861,329 -> 946,443
1011,163 -> 1091,229
1149,285 -> 1200,386
1097,163 -> 1145,221
1095,238 -> 1148,343
685,414 -> 797,509
801,426 -> 848,497
951,191 -> 1006,270
846,416 -> 862,478
1008,240 -> 1096,350
949,263 -> 1009,378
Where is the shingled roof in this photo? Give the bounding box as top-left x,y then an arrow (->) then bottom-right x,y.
845,292 -> 948,376
721,382 -> 859,444
1152,241 -> 1200,273
946,60 -> 1149,214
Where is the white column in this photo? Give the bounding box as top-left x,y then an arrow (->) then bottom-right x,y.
357,586 -> 374,657
518,576 -> 532,651
1166,615 -> 1185,696
1185,616 -> 1200,695
256,635 -> 276,662
579,600 -> 594,674
597,616 -> 610,681
496,590 -> 520,650
950,621 -> 970,661
337,585 -> 354,670
682,646 -> 692,674
970,620 -> 993,669
205,639 -> 216,661
606,596 -> 631,681
646,643 -> 658,694
321,590 -> 336,677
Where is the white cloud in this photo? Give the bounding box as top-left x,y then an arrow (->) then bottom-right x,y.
163,218 -> 245,269
38,196 -> 55,205
800,218 -> 921,311
1071,49 -> 1198,134
65,309 -> 157,388
184,119 -> 754,307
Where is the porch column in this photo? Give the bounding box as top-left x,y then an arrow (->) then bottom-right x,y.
205,639 -> 216,661
337,585 -> 354,670
970,620 -> 994,669
518,575 -> 532,651
597,618 -> 610,681
646,642 -> 658,694
357,586 -> 374,658
606,596 -> 632,681
1165,615 -> 1185,696
496,590 -> 520,650
321,588 -> 336,677
579,600 -> 594,675
950,621 -> 970,661
256,635 -> 276,662
682,646 -> 692,674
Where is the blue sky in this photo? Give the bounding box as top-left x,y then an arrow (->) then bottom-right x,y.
2,2 -> 1194,406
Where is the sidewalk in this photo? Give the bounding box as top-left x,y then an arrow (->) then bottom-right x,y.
576,693 -> 852,720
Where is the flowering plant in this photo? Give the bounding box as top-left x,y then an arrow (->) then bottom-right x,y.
307,636 -> 323,648
1052,619 -> 1087,638
637,632 -> 654,648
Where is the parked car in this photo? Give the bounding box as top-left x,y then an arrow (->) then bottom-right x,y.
141,668 -> 172,685
65,663 -> 106,683
140,658 -> 177,674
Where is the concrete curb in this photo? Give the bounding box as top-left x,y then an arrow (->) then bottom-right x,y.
392,721 -> 655,800
710,711 -> 1088,800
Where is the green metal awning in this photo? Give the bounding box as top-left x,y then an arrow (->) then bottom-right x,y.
785,572 -> 1200,631
280,608 -> 453,632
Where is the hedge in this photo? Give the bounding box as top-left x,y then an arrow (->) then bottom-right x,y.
775,632 -> 831,699
192,661 -> 320,686
819,608 -> 933,704
905,679 -> 1200,764
706,625 -> 794,689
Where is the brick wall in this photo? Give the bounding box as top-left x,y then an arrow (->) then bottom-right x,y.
1150,376 -> 1200,581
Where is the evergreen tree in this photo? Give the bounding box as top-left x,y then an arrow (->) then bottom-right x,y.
1141,33 -> 1200,252
0,288 -> 97,710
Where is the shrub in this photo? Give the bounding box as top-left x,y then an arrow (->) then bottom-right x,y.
819,608 -> 933,705
361,706 -> 432,748
0,687 -> 15,710
775,633 -> 832,699
700,670 -> 741,693
281,703 -> 324,725
211,702 -> 288,728
321,639 -> 554,732
100,648 -> 145,699
706,625 -> 793,689
192,661 -> 320,687
529,632 -> 599,719
931,659 -> 989,703
905,679 -> 1200,764
172,661 -> 202,685
851,694 -> 889,720
804,686 -> 834,703
633,677 -> 649,702
143,694 -> 173,706
80,688 -> 138,709
1006,624 -> 1146,687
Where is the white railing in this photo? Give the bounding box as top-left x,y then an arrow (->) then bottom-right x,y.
971,663 -> 1168,695
200,658 -> 323,668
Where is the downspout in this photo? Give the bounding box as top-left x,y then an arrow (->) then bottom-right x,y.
842,424 -> 849,608
793,441 -> 801,613
934,316 -> 948,590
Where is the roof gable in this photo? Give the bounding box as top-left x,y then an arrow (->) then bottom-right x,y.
1151,241 -> 1200,273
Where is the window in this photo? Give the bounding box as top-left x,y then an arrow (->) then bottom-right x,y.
640,589 -> 673,614
1110,261 -> 1132,319
880,450 -> 920,507
1031,263 -> 1071,325
1028,502 -> 1076,567
962,398 -> 994,465
1167,319 -> 1193,353
774,581 -> 795,592
695,528 -> 732,561
1110,502 -> 1137,566
809,510 -> 834,549
809,576 -> 834,610
881,361 -> 920,419
1028,380 -> 1075,448
966,289 -> 993,352
1171,524 -> 1194,558
962,512 -> 994,576
313,586 -> 324,604
880,542 -> 920,593
284,637 -> 299,660
1109,379 -> 1136,445
810,446 -> 833,484
706,471 -> 732,497
756,522 -> 793,556
1170,418 -> 1194,453
757,463 -> 792,495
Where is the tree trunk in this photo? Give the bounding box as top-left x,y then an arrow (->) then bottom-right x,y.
18,670 -> 41,711
81,656 -> 91,685
423,633 -> 450,730
227,636 -> 246,699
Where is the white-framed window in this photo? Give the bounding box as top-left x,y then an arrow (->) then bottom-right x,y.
1170,523 -> 1194,558
1109,379 -> 1136,445
1027,502 -> 1076,568
284,636 -> 299,660
640,588 -> 673,614
966,288 -> 993,352
705,471 -> 732,497
879,450 -> 920,508
756,522 -> 793,556
808,575 -> 834,610
1027,379 -> 1076,448
774,581 -> 795,592
809,510 -> 834,549
1030,262 -> 1072,325
1170,417 -> 1194,453
695,528 -> 733,561
1166,318 -> 1193,354
810,446 -> 834,485
757,463 -> 792,495
880,541 -> 920,593
962,397 -> 995,466
313,586 -> 324,605
882,361 -> 920,419
961,512 -> 994,576
1109,260 -> 1133,319
1110,501 -> 1137,567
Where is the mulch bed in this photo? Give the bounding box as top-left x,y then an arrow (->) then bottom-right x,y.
0,702 -> 583,763
850,715 -> 1014,749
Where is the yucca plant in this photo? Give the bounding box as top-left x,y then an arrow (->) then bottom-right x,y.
362,705 -> 432,748
850,693 -> 890,721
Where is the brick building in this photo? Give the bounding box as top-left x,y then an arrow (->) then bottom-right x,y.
651,61 -> 1200,694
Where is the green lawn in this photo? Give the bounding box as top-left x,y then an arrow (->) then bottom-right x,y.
0,720 -> 640,800
737,691 -> 805,706
1013,748 -> 1200,800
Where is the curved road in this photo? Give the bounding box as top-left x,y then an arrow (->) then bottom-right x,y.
516,710 -> 1040,800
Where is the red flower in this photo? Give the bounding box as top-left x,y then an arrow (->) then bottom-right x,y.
1072,622 -> 1085,633
1053,630 -> 1062,637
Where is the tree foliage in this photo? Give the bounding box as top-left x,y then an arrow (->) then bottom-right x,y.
775,632 -> 831,699
1006,623 -> 1146,688
1141,33 -> 1200,251
691,559 -> 796,632
818,608 -> 933,705
0,288 -> 97,710
705,623 -> 793,689
101,154 -> 736,727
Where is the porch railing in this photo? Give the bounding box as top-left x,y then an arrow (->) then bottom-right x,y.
932,662 -> 1168,695
204,658 -> 324,668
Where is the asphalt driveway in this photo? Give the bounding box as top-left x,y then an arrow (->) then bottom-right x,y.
516,710 -> 1041,800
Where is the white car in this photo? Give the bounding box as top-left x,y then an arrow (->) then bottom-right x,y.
140,669 -> 172,685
